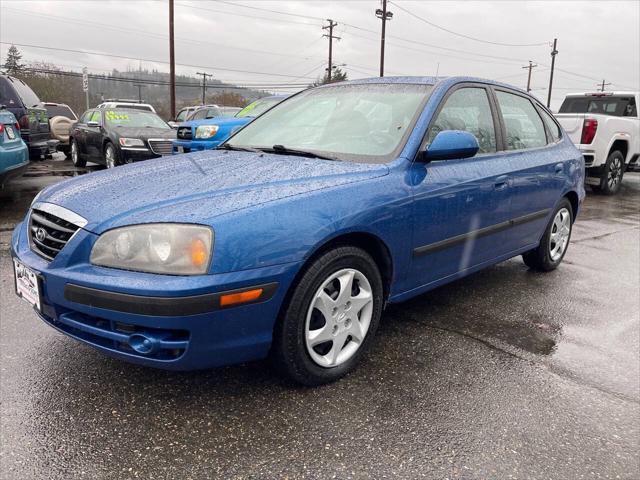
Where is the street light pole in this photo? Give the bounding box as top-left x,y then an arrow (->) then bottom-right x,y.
196,72 -> 213,105
322,20 -> 339,83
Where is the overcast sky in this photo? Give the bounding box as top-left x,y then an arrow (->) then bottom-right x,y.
1,0 -> 638,108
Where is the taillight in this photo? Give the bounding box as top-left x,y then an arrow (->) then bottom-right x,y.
0,124 -> 4,134
14,122 -> 20,130
581,118 -> 598,144
18,115 -> 29,129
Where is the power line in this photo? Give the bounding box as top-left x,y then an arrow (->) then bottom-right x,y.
214,0 -> 324,22
388,0 -> 548,47
0,42 -> 319,80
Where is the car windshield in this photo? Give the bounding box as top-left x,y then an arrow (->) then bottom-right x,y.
235,98 -> 282,118
45,104 -> 76,119
559,95 -> 637,117
105,110 -> 169,129
227,84 -> 432,163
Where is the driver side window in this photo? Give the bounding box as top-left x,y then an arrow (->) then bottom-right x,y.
427,87 -> 497,154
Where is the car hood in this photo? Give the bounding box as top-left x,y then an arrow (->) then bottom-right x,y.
39,150 -> 389,233
182,116 -> 251,129
114,126 -> 176,140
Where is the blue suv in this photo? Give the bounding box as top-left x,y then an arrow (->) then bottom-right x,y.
11,77 -> 584,385
172,95 -> 286,154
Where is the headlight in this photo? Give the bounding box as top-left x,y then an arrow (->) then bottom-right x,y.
91,224 -> 213,275
119,138 -> 146,147
195,125 -> 219,139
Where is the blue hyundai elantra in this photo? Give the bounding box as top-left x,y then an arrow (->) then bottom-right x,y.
11,77 -> 585,385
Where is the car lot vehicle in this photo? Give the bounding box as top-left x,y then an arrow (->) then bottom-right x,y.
96,99 -> 156,113
69,108 -> 175,168
168,104 -> 222,128
555,91 -> 639,194
173,95 -> 286,154
219,106 -> 242,116
11,77 -> 584,385
0,106 -> 29,187
42,102 -> 78,158
0,75 -> 56,159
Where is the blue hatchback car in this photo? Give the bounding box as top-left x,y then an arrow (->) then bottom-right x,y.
172,95 -> 286,154
0,107 -> 29,187
11,77 -> 584,385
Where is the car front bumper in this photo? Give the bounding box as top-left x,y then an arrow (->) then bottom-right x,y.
11,218 -> 300,370
172,139 -> 221,154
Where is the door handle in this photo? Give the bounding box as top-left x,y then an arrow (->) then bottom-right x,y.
555,163 -> 564,174
494,175 -> 509,190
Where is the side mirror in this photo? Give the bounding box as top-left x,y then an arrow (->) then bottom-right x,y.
87,121 -> 100,128
420,130 -> 479,162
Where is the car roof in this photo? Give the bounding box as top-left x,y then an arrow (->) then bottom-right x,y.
318,75 -> 532,96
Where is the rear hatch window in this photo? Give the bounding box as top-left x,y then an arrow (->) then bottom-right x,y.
559,95 -> 636,117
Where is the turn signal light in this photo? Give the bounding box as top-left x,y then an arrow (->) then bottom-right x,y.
581,118 -> 598,144
189,238 -> 208,268
220,288 -> 263,307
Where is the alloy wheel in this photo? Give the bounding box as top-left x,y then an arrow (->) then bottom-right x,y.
305,268 -> 374,368
549,207 -> 571,261
105,146 -> 116,168
607,156 -> 622,190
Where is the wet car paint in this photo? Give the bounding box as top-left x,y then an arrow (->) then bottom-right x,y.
0,156 -> 638,478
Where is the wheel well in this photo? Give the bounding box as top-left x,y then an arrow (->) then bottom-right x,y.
287,232 -> 394,307
609,139 -> 628,162
564,191 -> 579,221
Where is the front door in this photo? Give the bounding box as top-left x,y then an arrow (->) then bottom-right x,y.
407,85 -> 514,292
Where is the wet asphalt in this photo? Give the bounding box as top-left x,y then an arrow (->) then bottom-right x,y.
0,157 -> 638,479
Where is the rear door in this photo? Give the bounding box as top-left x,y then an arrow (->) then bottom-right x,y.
409,84 -> 514,289
492,88 -> 567,251
73,111 -> 92,157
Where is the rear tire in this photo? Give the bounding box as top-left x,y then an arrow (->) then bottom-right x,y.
522,198 -> 573,272
596,150 -> 624,195
272,246 -> 384,386
70,139 -> 86,167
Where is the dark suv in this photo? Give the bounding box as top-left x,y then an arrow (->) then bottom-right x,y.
0,75 -> 54,159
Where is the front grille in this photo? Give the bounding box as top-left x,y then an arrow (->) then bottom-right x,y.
148,139 -> 173,155
177,126 -> 192,140
29,209 -> 80,261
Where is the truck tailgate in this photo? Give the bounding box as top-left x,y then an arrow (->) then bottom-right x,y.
555,114 -> 585,144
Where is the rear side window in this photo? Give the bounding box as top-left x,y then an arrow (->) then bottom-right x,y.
8,78 -> 41,108
427,87 -> 497,154
496,91 -> 546,150
559,96 -> 635,117
0,77 -> 21,107
538,107 -> 561,142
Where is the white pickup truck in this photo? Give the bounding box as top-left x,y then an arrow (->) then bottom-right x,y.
555,92 -> 639,194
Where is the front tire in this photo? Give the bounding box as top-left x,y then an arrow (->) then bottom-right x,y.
522,198 -> 573,271
70,139 -> 86,167
273,246 -> 384,386
104,142 -> 118,169
594,150 -> 624,195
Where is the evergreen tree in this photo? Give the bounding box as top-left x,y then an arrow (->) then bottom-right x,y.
4,45 -> 24,75
312,67 -> 348,86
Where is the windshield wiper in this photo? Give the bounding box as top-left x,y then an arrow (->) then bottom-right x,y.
268,144 -> 338,161
218,144 -> 264,154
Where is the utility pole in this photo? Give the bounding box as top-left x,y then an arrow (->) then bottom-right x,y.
597,79 -> 612,92
169,0 -> 176,119
196,72 -> 213,104
546,38 -> 558,108
133,83 -> 145,102
375,0 -> 393,77
522,60 -> 537,93
322,20 -> 340,83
